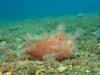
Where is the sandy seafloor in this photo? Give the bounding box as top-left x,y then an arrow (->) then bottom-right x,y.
0,13 -> 100,75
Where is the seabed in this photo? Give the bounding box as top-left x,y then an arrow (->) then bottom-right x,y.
0,13 -> 100,75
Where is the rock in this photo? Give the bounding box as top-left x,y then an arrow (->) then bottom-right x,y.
3,51 -> 17,62
15,38 -> 23,43
96,13 -> 100,16
4,72 -> 12,75
85,70 -> 90,73
0,72 -> 2,75
57,65 -> 67,72
74,50 -> 81,57
96,56 -> 100,60
0,41 -> 7,46
95,50 -> 100,54
74,28 -> 85,38
77,13 -> 84,18
66,71 -> 73,75
93,29 -> 100,37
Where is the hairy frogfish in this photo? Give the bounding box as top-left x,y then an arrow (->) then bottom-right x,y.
27,25 -> 75,60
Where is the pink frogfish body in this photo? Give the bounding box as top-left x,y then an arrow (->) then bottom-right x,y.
27,25 -> 75,60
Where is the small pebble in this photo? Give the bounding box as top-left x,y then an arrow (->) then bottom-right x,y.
93,29 -> 100,37
74,28 -> 85,38
57,65 -> 67,72
5,72 -> 12,75
85,70 -> 90,73
95,50 -> 100,54
96,56 -> 100,60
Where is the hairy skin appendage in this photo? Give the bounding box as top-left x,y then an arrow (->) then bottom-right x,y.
27,25 -> 75,61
